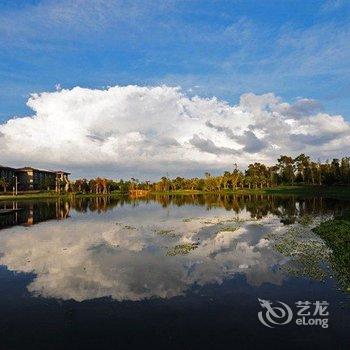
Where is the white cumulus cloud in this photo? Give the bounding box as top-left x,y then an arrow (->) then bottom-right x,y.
0,85 -> 349,178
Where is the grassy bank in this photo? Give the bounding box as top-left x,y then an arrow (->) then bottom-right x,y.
151,186 -> 350,200
312,211 -> 350,292
0,191 -> 126,202
0,185 -> 349,201
262,186 -> 350,199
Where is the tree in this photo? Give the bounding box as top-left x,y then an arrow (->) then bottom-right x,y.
278,155 -> 295,185
246,163 -> 267,188
340,157 -> 350,185
244,175 -> 252,189
74,179 -> 84,192
0,178 -> 9,192
294,154 -> 310,183
330,158 -> 341,184
268,166 -> 279,187
37,153 -> 350,196
41,176 -> 55,190
222,171 -> 231,190
172,176 -> 184,190
231,164 -> 241,190
204,172 -> 219,191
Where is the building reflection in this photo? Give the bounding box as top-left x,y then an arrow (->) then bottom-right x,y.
0,200 -> 71,228
1,193 -> 349,229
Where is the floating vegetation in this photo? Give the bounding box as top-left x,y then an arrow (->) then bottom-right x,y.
124,225 -> 136,230
312,218 -> 350,293
298,214 -> 314,226
166,243 -> 199,256
264,232 -> 274,240
220,225 -> 240,232
225,217 -> 241,222
154,229 -> 178,237
199,217 -> 248,225
269,226 -> 331,281
251,222 -> 264,227
182,218 -> 193,222
156,229 -> 174,235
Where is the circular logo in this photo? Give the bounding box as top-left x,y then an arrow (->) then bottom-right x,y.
258,298 -> 293,328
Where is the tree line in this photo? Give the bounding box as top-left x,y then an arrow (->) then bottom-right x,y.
70,154 -> 350,194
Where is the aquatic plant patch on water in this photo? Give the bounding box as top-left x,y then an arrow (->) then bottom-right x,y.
200,217 -> 248,226
219,225 -> 240,232
312,218 -> 350,292
251,222 -> 264,227
182,218 -> 193,222
267,225 -> 331,281
222,218 -> 240,222
156,229 -> 174,235
166,243 -> 199,256
298,214 -> 314,226
203,220 -> 221,225
154,229 -> 179,237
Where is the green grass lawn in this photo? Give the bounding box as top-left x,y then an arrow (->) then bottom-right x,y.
152,186 -> 350,200
0,185 -> 349,201
262,185 -> 350,199
313,211 -> 350,292
0,191 -> 126,201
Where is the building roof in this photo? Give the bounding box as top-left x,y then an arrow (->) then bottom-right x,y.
17,167 -> 54,173
12,166 -> 70,175
0,165 -> 17,171
55,170 -> 71,175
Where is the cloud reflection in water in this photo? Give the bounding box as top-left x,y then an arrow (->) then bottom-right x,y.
0,206 -> 290,302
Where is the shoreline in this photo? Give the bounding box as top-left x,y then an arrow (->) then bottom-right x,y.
151,185 -> 350,200
0,192 -> 126,202
0,185 -> 350,201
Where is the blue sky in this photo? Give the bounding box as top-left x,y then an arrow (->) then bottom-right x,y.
1,0 -> 350,122
1,1 -> 350,178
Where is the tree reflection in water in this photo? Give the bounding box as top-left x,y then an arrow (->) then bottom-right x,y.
1,194 -> 349,229
0,193 -> 349,301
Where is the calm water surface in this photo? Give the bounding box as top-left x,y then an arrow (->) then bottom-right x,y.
0,194 -> 349,349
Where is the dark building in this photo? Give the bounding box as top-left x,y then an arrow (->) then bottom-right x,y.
16,167 -> 70,191
0,165 -> 70,192
0,165 -> 16,191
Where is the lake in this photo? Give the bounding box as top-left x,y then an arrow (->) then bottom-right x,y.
0,194 -> 349,349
